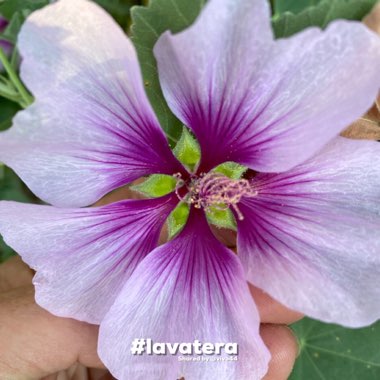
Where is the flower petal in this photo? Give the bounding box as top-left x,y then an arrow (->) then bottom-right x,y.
0,195 -> 177,323
99,210 -> 269,380
0,0 -> 183,207
237,138 -> 380,327
154,0 -> 380,172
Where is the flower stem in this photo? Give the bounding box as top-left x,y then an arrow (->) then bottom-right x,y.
0,47 -> 33,108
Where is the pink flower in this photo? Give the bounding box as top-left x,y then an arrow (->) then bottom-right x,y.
0,0 -> 380,379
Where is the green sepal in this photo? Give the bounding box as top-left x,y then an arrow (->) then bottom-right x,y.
206,207 -> 237,231
213,162 -> 247,179
173,127 -> 201,171
167,202 -> 190,239
130,174 -> 176,198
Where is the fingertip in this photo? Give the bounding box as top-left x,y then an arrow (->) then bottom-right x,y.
0,255 -> 34,292
261,324 -> 299,380
249,284 -> 304,324
0,286 -> 105,379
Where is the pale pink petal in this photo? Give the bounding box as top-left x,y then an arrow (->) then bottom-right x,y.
0,0 -> 183,207
99,210 -> 269,380
237,138 -> 380,327
0,195 -> 177,323
154,0 -> 380,172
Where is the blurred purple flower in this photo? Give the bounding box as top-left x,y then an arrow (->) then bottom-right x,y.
0,16 -> 12,59
0,0 -> 380,379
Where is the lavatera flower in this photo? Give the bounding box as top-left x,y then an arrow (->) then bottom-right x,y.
1,0 -> 380,379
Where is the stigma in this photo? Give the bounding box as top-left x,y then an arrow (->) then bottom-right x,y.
174,172 -> 257,221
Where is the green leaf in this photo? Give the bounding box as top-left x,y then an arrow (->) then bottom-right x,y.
0,1 -> 49,43
167,202 -> 189,239
130,174 -> 176,197
0,0 -> 50,44
93,0 -> 139,31
173,127 -> 201,171
213,162 -> 247,180
0,97 -> 20,130
0,79 -> 21,103
0,43 -> 33,107
0,0 -> 48,19
206,207 -> 236,230
131,0 -> 206,143
272,0 -> 379,38
273,0 -> 322,16
290,318 -> 380,379
0,236 -> 14,263
1,10 -> 25,43
0,166 -> 32,202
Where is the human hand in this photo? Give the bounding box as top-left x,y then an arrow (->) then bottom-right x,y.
0,255 -> 301,380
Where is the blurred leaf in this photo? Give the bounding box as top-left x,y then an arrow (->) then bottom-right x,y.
0,236 -> 14,262
273,0 -> 379,38
167,202 -> 189,239
0,0 -> 49,43
0,0 -> 48,19
131,0 -> 206,143
0,75 -> 18,97
0,166 -> 30,202
0,95 -> 20,129
291,318 -> 380,379
1,10 -> 26,43
173,127 -> 201,171
94,0 -> 140,30
130,174 -> 176,197
273,0 -> 322,15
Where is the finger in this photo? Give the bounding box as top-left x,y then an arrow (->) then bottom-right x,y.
250,284 -> 304,325
0,255 -> 34,293
0,286 -> 105,380
261,324 -> 299,380
41,365 -> 113,380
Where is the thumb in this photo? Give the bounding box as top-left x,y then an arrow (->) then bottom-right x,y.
0,286 -> 105,380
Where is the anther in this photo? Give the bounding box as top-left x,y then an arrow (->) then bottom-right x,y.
173,172 -> 258,220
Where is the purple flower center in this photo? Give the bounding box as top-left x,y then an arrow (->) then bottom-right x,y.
174,172 -> 257,220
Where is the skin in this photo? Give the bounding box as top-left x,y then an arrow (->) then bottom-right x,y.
0,256 -> 302,380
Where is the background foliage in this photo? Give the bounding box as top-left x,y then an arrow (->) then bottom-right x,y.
272,0 -> 380,37
0,0 -> 379,378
